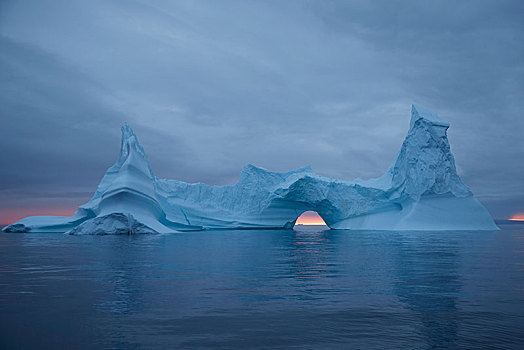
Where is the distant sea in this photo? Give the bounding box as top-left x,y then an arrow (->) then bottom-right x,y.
1,224 -> 523,349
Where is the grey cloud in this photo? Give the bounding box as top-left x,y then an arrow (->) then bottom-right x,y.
0,0 -> 523,222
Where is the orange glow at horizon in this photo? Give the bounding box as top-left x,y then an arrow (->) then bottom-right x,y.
509,213 -> 524,221
295,211 -> 327,226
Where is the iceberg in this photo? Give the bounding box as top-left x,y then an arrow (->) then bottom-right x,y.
3,105 -> 498,233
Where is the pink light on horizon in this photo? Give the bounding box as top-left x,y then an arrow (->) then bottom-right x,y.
509,213 -> 524,221
0,207 -> 77,226
295,211 -> 327,226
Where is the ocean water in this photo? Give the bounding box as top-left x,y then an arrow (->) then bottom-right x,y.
1,224 -> 523,349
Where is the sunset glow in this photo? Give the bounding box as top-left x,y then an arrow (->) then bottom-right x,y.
295,211 -> 327,226
509,213 -> 524,221
0,208 -> 77,226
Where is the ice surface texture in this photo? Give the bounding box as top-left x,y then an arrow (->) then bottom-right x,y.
3,105 -> 498,233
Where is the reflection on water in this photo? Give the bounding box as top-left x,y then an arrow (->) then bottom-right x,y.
392,232 -> 461,348
290,227 -> 334,279
0,225 -> 523,349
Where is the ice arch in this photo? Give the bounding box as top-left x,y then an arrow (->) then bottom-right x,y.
3,105 -> 498,234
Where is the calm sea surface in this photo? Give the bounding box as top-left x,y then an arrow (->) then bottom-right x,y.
1,224 -> 523,349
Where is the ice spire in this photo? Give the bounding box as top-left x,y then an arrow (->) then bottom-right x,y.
87,123 -> 156,203
114,122 -> 155,178
390,105 -> 470,200
410,104 -> 450,129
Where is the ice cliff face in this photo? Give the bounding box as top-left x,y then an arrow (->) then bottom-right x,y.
390,105 -> 471,200
3,105 -> 498,233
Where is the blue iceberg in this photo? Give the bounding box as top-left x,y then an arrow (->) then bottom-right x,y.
3,105 -> 498,233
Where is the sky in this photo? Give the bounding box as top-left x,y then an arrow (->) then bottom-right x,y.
0,0 -> 523,224
295,211 -> 327,226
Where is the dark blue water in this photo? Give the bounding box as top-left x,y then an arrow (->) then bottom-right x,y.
1,224 -> 523,349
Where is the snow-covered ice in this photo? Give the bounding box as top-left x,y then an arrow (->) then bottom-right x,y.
3,105 -> 498,233
66,213 -> 158,235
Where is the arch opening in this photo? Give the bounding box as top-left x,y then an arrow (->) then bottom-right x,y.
294,211 -> 328,229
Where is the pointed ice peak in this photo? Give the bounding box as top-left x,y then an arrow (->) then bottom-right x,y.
121,122 -> 136,140
87,122 -> 155,203
119,122 -> 146,160
392,106 -> 470,200
410,104 -> 450,129
114,122 -> 154,178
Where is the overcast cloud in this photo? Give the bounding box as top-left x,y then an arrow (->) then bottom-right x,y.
0,0 -> 523,222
